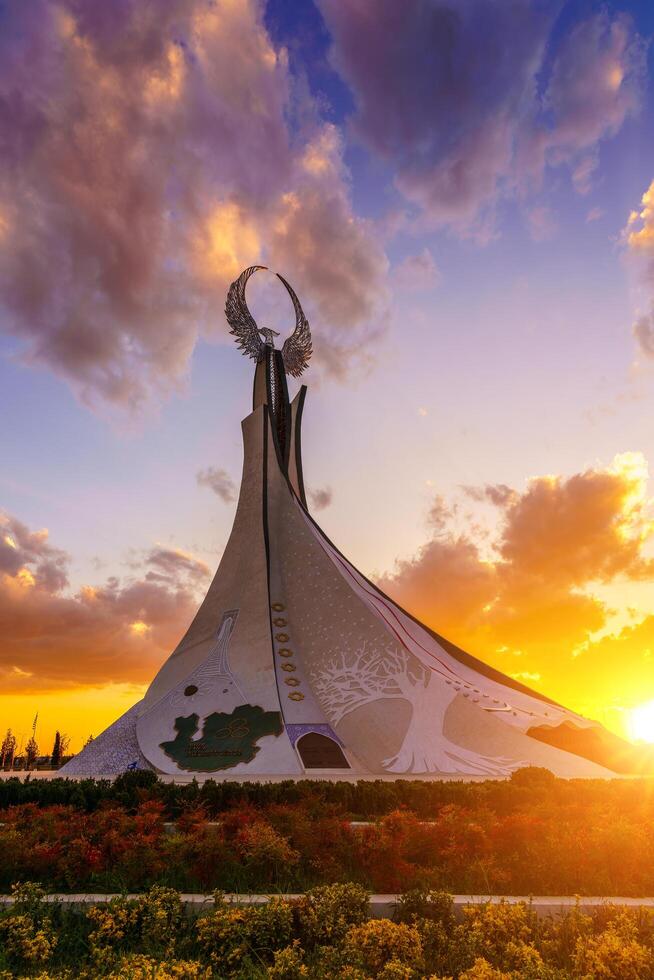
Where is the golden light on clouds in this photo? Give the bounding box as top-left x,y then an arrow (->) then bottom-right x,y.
197,201 -> 260,281
17,569 -> 35,588
626,181 -> 654,250
610,449 -> 648,489
145,44 -> 185,105
54,7 -> 76,41
4,534 -> 17,550
191,0 -> 284,115
610,451 -> 650,533
301,126 -> 341,177
129,620 -> 151,637
3,568 -> 36,596
511,671 -> 542,683
376,449 -> 654,740
628,700 -> 654,743
273,193 -> 299,239
607,65 -> 623,91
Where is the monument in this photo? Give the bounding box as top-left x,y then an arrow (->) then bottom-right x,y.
63,268 -> 648,778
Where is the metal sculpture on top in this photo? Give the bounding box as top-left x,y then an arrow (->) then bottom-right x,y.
226,265 -> 312,466
225,265 -> 312,378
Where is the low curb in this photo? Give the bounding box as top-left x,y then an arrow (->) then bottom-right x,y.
1,894 -> 653,920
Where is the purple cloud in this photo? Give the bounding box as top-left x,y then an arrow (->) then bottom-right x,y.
0,513 -> 69,592
318,1 -> 645,233
634,311 -> 654,358
0,0 -> 387,410
624,181 -> 654,360
393,248 -> 440,290
197,466 -> 237,504
309,486 -> 333,511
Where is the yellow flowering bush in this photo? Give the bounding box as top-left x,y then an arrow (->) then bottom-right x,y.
104,953 -> 211,979
573,916 -> 654,979
294,882 -> 369,947
0,882 -> 57,969
7,884 -> 654,978
377,959 -> 423,980
266,940 -> 309,979
537,903 -> 593,969
458,959 -> 513,979
0,912 -> 57,966
87,886 -> 184,966
137,886 -> 184,951
343,918 -> 425,976
88,896 -> 140,947
196,895 -> 294,975
461,901 -> 540,972
196,903 -> 249,973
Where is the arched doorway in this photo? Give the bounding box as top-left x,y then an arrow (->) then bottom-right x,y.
296,732 -> 350,769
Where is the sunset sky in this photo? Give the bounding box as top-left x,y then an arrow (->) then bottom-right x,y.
2,0 -> 654,754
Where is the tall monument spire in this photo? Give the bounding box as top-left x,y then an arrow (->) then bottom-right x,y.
64,270 -> 650,778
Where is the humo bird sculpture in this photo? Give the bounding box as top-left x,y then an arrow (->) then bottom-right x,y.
225,265 -> 312,378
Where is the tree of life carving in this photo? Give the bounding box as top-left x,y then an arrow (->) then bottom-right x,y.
313,642 -> 518,775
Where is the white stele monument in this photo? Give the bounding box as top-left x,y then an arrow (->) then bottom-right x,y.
63,268 -> 646,779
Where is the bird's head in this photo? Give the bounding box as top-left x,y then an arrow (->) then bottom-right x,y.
258,327 -> 280,347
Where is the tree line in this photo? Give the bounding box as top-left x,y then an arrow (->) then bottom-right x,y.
0,729 -> 74,771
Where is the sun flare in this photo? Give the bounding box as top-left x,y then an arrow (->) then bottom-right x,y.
628,700 -> 654,743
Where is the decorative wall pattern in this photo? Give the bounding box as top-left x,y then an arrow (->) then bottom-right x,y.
61,701 -> 153,775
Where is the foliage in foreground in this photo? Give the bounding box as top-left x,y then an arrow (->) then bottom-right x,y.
0,767 -> 652,821
3,769 -> 654,894
2,882 -> 654,978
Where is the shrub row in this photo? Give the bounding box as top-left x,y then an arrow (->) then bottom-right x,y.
2,767 -> 654,819
2,881 -> 654,978
3,791 -> 654,895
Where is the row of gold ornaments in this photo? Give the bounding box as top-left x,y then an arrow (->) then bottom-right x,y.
271,602 -> 304,702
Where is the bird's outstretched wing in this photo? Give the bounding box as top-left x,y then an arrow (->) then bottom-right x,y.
225,265 -> 267,362
278,273 -> 312,378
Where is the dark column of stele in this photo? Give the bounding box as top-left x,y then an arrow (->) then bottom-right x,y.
256,349 -> 351,770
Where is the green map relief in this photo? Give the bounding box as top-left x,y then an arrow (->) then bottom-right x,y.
160,704 -> 283,772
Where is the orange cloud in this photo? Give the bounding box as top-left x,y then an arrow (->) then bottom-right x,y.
0,511 -> 209,693
379,453 -> 654,728
497,452 -> 650,587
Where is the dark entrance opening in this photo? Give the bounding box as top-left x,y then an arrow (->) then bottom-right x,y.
296,732 -> 350,769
